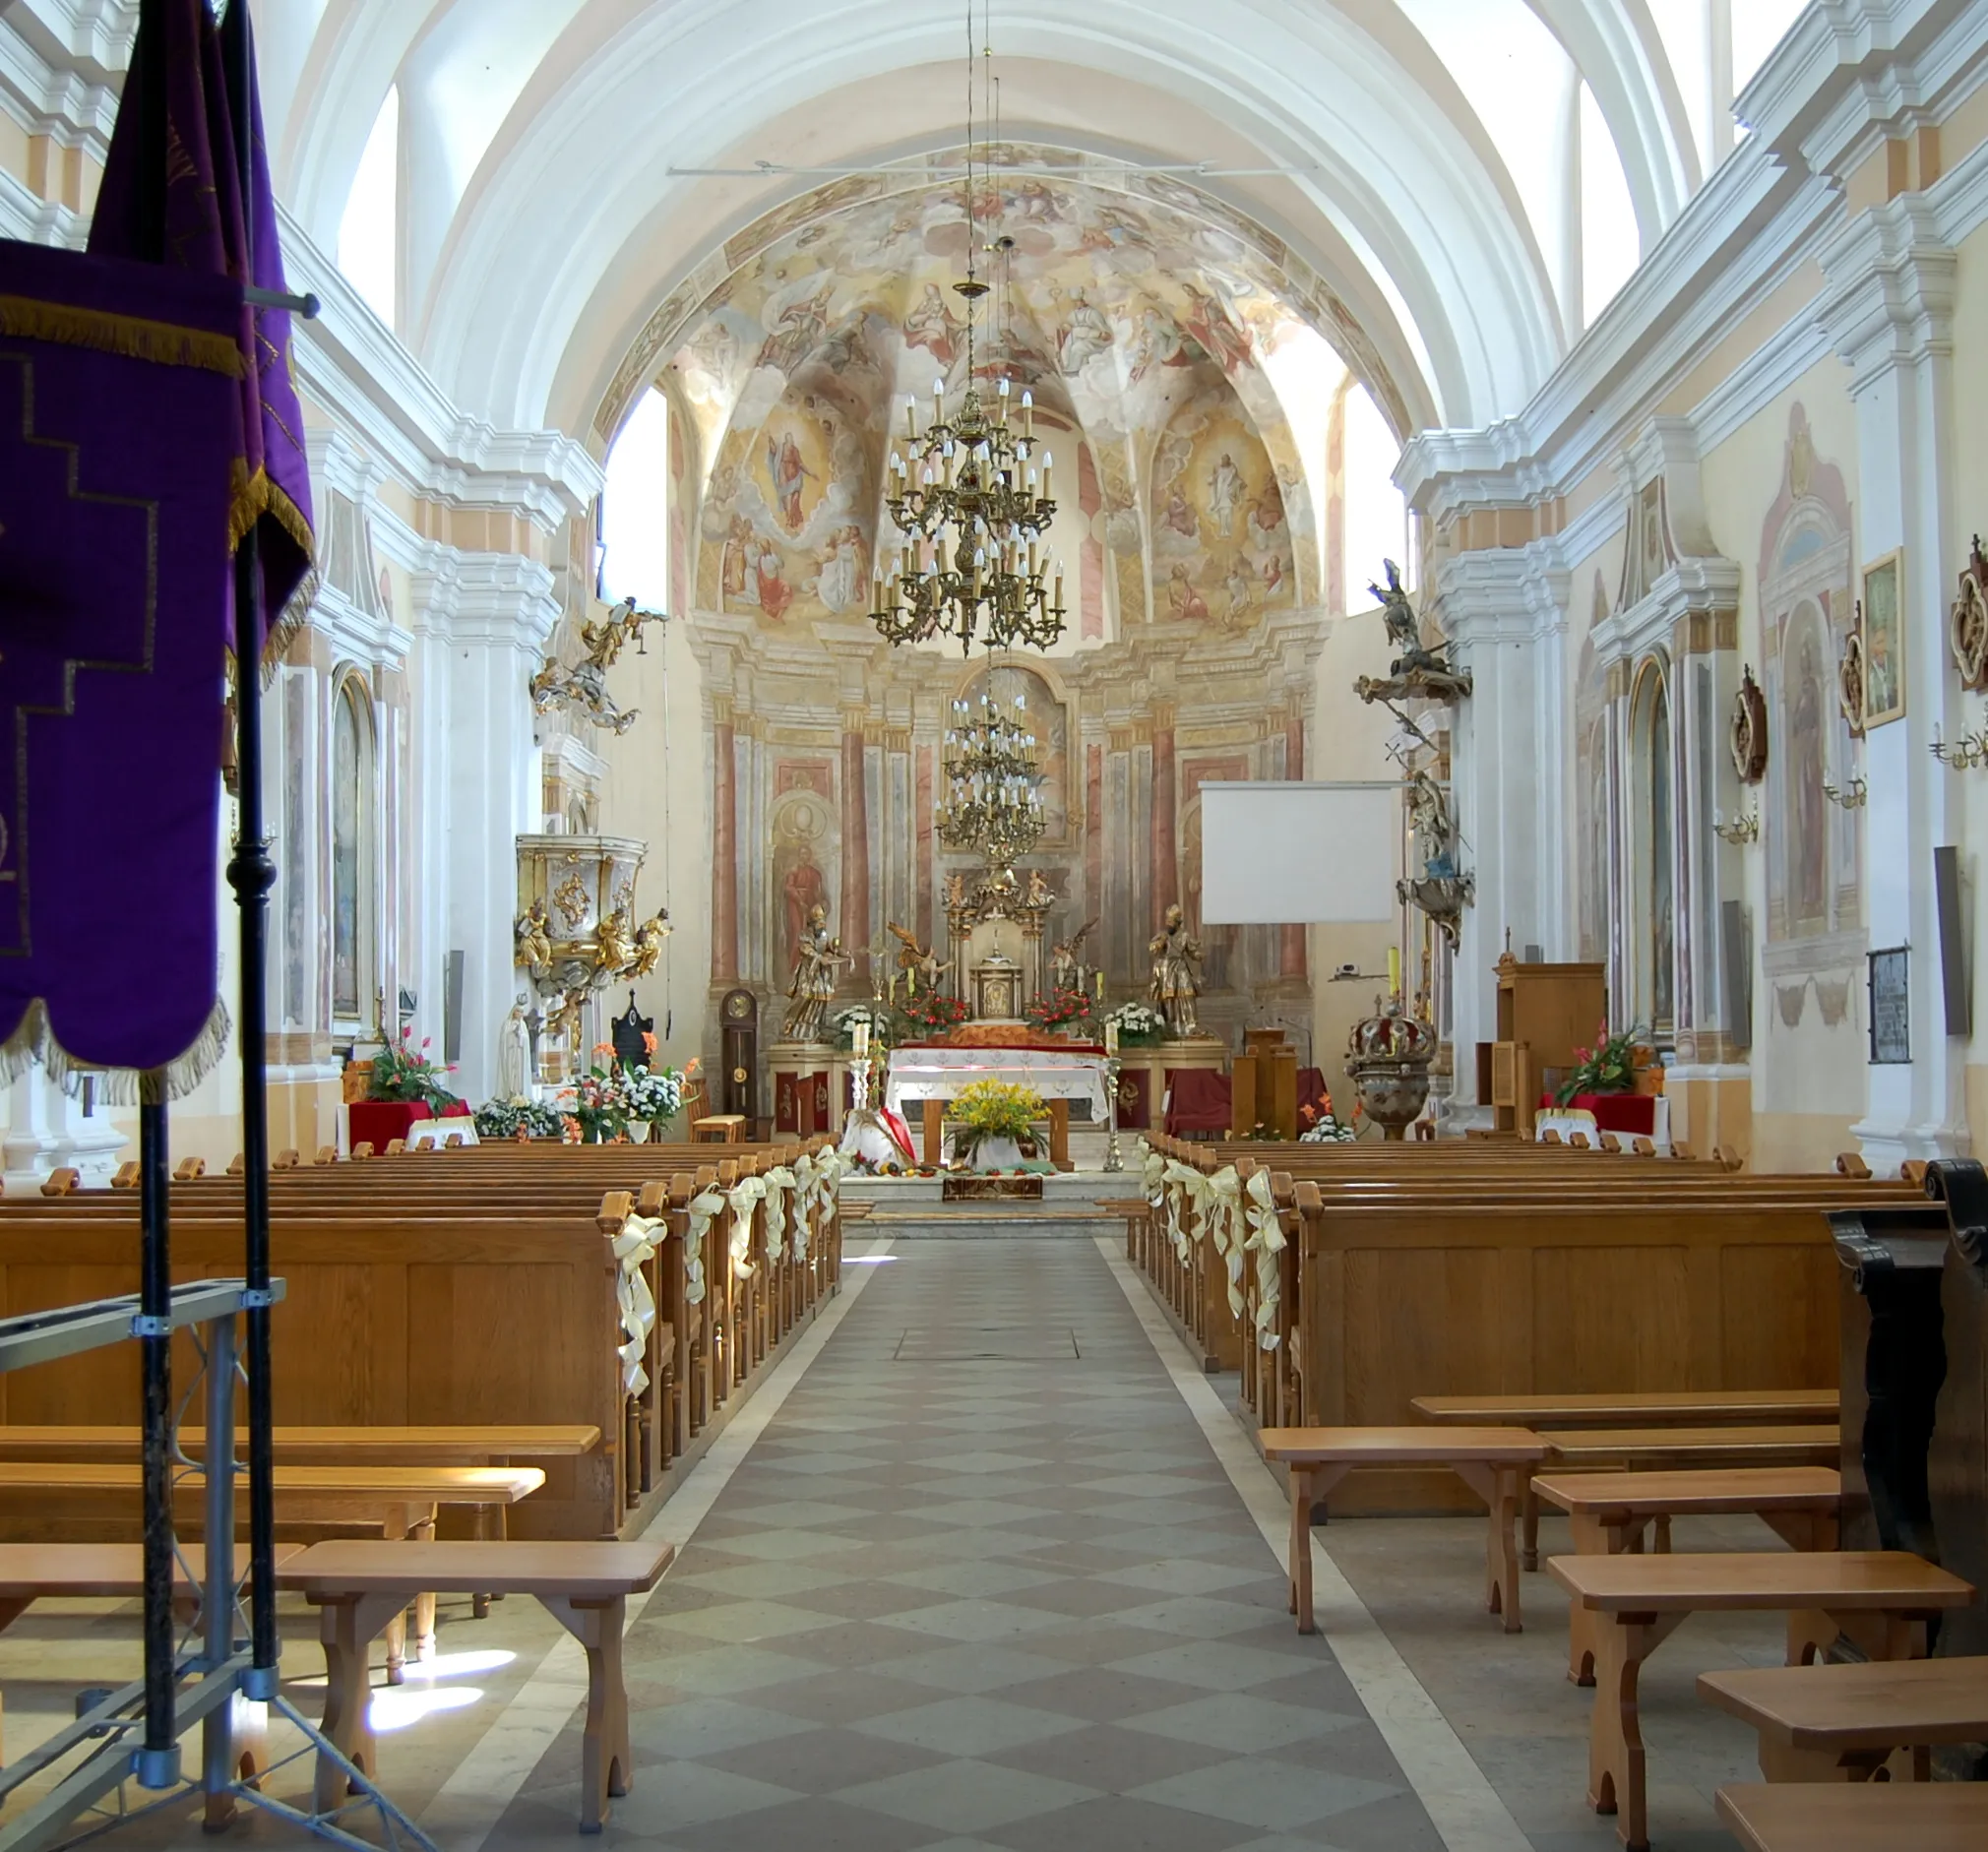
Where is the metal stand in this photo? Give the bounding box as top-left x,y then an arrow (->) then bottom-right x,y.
1102,1056 -> 1125,1172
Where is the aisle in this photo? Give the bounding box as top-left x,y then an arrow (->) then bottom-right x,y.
487,1240 -> 1446,1850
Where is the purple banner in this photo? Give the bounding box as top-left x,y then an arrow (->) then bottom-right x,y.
0,241 -> 243,1086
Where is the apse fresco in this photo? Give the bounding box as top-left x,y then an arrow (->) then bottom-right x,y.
678,168 -> 1323,628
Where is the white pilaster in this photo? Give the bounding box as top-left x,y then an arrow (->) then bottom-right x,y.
1817,197 -> 1963,1169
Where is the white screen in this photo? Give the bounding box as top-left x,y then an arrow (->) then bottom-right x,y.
1200,782 -> 1401,924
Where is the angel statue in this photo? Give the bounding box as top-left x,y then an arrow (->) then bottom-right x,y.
594,905 -> 636,974
1356,560 -> 1472,704
1406,768 -> 1460,879
783,902 -> 850,1042
528,595 -> 660,736
1147,902 -> 1204,1036
1050,918 -> 1098,991
886,921 -> 952,994
515,897 -> 554,976
629,908 -> 672,978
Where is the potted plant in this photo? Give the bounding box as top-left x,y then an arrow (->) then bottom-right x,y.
948,1078 -> 1046,1170
621,1052 -> 687,1140
1555,1021 -> 1645,1106
1102,1000 -> 1166,1045
831,1004 -> 897,1051
367,1027 -> 462,1114
1025,987 -> 1093,1033
1298,1090 -> 1359,1142
560,1044 -> 630,1142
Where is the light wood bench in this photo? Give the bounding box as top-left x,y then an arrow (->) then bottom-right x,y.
691,1115 -> 745,1142
1261,1426 -> 1547,1634
0,1460 -> 542,1679
0,1423 -> 601,1464
1417,1393 -> 1841,1568
1715,1781 -> 1988,1851
1548,1551 -> 1975,1852
1532,1468 -> 1842,1684
1699,1655 -> 1988,1782
0,1543 -> 298,1762
280,1537 -> 673,1833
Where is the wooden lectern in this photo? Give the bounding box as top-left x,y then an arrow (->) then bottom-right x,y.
1481,956 -> 1605,1138
1231,1027 -> 1298,1138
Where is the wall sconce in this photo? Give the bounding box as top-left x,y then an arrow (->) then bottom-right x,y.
1822,774 -> 1868,809
1931,717 -> 1988,771
1711,805 -> 1760,846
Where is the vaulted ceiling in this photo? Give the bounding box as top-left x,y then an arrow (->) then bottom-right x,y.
253,0 -> 1806,440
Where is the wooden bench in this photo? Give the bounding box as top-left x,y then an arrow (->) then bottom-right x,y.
1261,1426 -> 1547,1634
1548,1551 -> 1975,1852
691,1115 -> 745,1142
1714,1782 -> 1988,1851
1533,1467 -> 1842,1684
1698,1655 -> 1988,1782
1416,1391 -> 1841,1567
280,1537 -> 673,1833
0,1460 -> 542,1679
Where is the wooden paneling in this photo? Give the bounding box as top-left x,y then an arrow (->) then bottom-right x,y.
1720,1245 -> 1838,1389
1533,1246 -> 1691,1391
1342,1248 -> 1504,1414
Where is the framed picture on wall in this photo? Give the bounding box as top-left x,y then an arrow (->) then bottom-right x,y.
1861,549 -> 1906,728
1868,946 -> 1909,1065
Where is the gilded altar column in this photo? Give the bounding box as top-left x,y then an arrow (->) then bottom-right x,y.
840,711 -> 870,960
711,698 -> 738,982
1150,702 -> 1178,927
1279,709 -> 1307,979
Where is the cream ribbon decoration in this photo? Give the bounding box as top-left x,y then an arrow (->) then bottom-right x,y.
1240,1167 -> 1285,1348
761,1165 -> 796,1264
1201,1166 -> 1244,1316
609,1211 -> 664,1396
1160,1158 -> 1210,1264
727,1174 -> 768,1278
787,1151 -> 815,1262
1142,1147 -> 1167,1212
682,1186 -> 726,1306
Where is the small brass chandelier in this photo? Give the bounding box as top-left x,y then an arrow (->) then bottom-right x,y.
870,6 -> 1066,655
935,679 -> 1046,866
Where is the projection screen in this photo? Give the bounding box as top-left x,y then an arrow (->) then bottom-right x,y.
1199,781 -> 1403,924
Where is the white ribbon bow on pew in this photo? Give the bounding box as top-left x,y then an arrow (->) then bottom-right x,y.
683,1186 -> 726,1306
760,1166 -> 796,1262
1239,1168 -> 1284,1349
1201,1166 -> 1246,1315
727,1175 -> 768,1277
1142,1148 -> 1166,1211
610,1211 -> 664,1395
789,1151 -> 817,1263
1160,1158 -> 1209,1264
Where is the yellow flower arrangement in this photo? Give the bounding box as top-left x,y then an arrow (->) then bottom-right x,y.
950,1078 -> 1046,1145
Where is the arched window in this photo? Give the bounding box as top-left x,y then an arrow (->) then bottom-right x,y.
331,677 -> 376,1026
1630,661 -> 1674,1037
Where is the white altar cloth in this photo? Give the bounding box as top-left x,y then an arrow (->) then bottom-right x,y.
886,1047 -> 1109,1120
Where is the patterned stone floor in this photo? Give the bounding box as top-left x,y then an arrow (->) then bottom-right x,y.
485,1241 -> 1445,1851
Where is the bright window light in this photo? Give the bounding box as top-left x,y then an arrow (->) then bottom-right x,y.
845,1254 -> 900,1265
338,86 -> 399,329
368,1684 -> 482,1733
1341,385 -> 1407,608
403,1649 -> 517,1681
1733,1 -> 1809,98
599,388 -> 671,611
1580,82 -> 1640,323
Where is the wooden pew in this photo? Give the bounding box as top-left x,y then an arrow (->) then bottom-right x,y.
1714,1782 -> 1988,1852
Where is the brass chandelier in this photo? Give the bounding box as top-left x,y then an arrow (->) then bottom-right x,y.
869,6 -> 1066,655
935,681 -> 1046,866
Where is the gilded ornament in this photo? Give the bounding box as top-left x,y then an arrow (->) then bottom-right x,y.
1950,534 -> 1988,692
552,870 -> 590,928
1729,664 -> 1768,783
1837,627 -> 1867,739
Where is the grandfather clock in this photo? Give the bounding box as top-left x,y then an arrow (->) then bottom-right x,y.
720,988 -> 758,1120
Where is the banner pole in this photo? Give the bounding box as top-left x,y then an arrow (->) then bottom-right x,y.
135,1083 -> 178,1783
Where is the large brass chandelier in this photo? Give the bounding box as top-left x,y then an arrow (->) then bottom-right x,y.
936,681 -> 1046,866
869,6 -> 1066,655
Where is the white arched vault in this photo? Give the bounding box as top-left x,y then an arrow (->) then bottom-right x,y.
269,0 -> 1732,441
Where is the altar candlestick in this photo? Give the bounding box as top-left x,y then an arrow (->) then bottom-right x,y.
1388,946 -> 1401,998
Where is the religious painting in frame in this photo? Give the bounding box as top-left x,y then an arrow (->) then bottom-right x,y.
1860,549 -> 1906,728
1868,946 -> 1909,1065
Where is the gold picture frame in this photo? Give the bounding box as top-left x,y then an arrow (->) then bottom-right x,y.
1861,549 -> 1906,728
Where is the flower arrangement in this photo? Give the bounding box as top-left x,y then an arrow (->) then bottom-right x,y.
622,1060 -> 686,1125
1556,1020 -> 1645,1106
831,1004 -> 897,1051
1025,986 -> 1093,1031
1298,1086 -> 1359,1142
948,1078 -> 1046,1162
1103,1000 -> 1166,1044
367,1027 -> 461,1112
560,1043 -> 632,1142
474,1097 -> 567,1141
901,989 -> 970,1034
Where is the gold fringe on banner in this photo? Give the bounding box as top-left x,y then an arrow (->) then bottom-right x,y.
0,996 -> 234,1105
0,296 -> 245,379
225,462 -> 321,684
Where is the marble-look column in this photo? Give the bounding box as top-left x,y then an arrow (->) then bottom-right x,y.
1818,201 -> 1963,1166
1279,709 -> 1307,979
1085,740 -> 1104,940
711,697 -> 738,982
1150,703 -> 1178,927
840,711 -> 871,959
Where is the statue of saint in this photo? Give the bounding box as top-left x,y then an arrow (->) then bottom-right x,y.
783,902 -> 847,1042
1147,902 -> 1204,1035
515,898 -> 553,975
630,909 -> 671,977
594,905 -> 636,974
498,993 -> 531,1101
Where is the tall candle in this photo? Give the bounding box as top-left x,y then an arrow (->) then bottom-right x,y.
1105,1022 -> 1119,1056
908,967 -> 918,997
1094,970 -> 1104,1001
1388,946 -> 1401,997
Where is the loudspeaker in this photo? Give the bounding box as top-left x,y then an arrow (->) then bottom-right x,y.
1721,899 -> 1752,1052
442,950 -> 466,1063
1522,944 -> 1543,964
1935,845 -> 1969,1036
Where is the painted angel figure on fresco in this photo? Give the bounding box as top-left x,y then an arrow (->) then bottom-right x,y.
767,431 -> 814,532
886,921 -> 952,994
1207,453 -> 1245,538
1057,288 -> 1114,373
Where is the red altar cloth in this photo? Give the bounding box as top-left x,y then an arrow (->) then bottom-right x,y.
1543,1092 -> 1657,1135
349,1098 -> 469,1147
